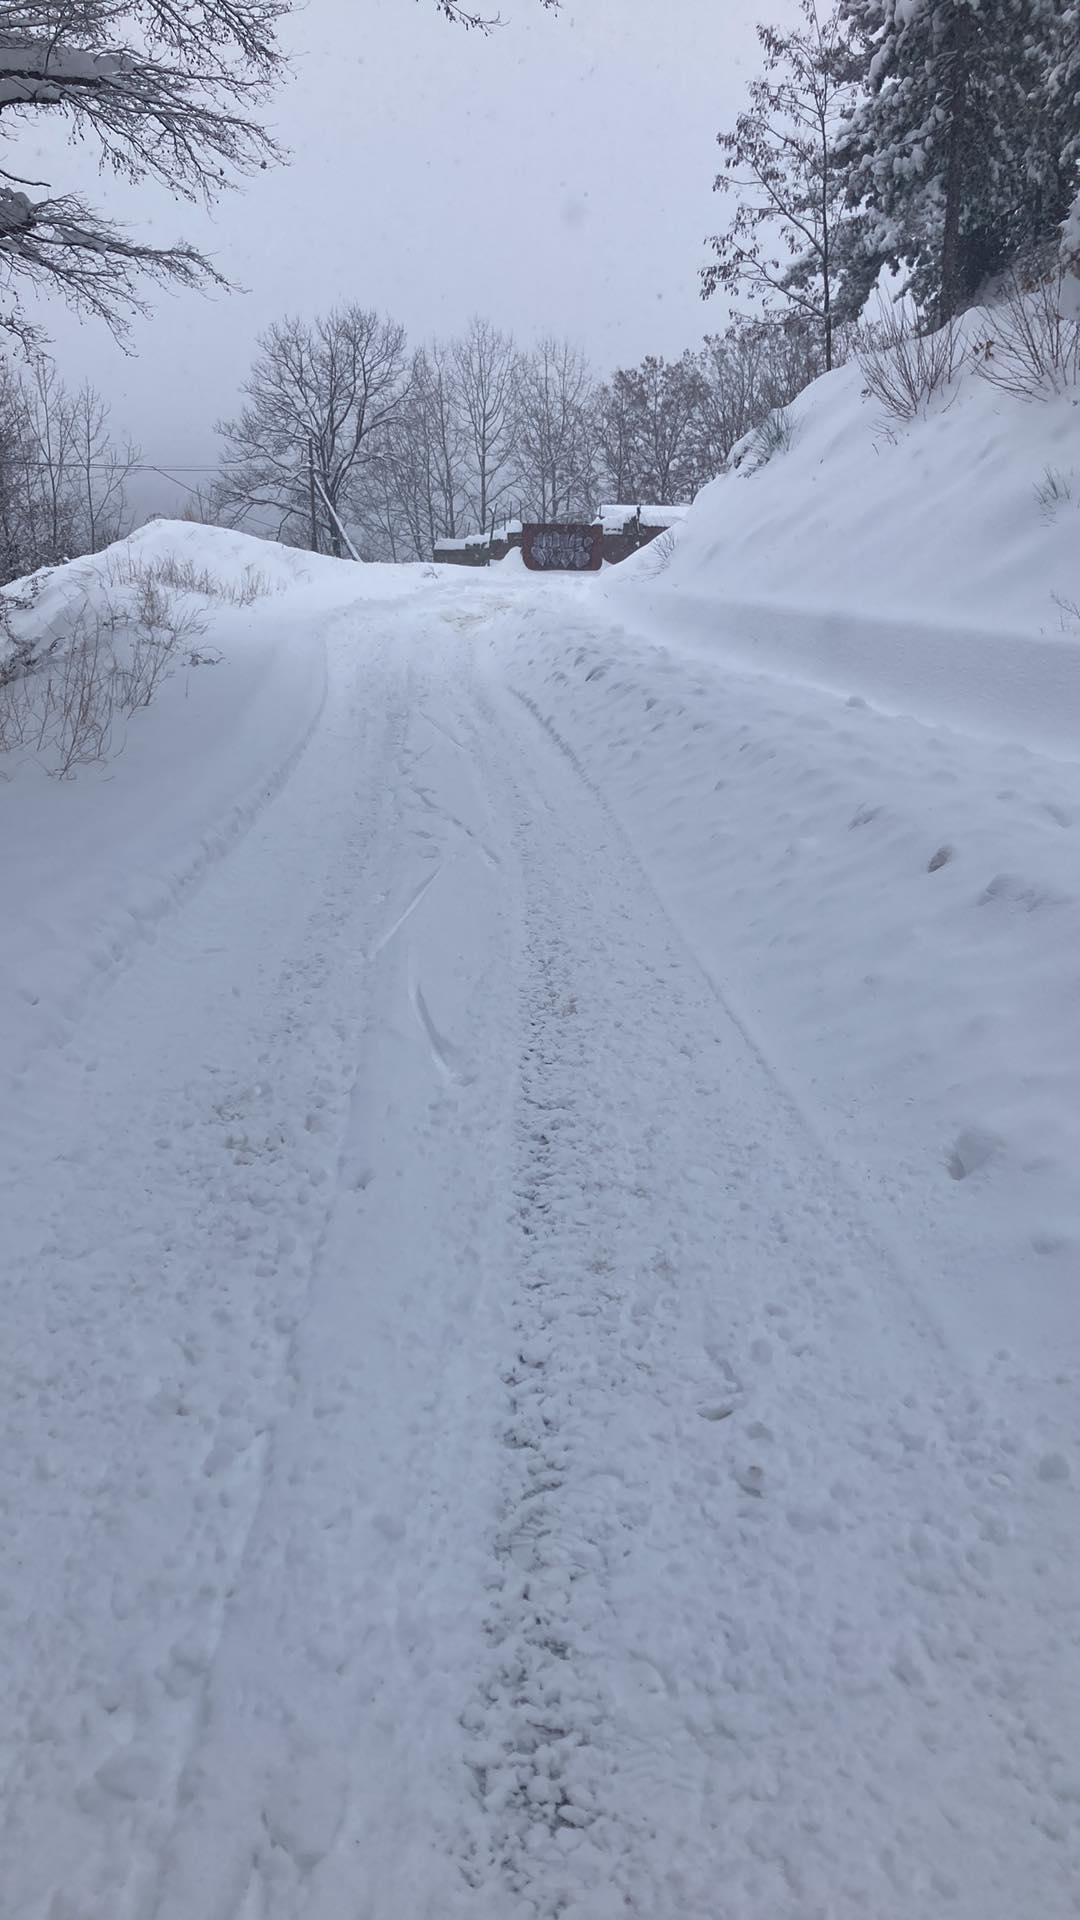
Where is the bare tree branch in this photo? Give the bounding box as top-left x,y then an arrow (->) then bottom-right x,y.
0,0 -> 288,340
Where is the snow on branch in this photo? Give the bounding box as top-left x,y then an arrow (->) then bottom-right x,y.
0,1 -> 287,339
0,183 -> 218,343
432,0 -> 558,26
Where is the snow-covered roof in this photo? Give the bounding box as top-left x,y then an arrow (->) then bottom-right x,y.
436,520 -> 523,552
597,503 -> 691,533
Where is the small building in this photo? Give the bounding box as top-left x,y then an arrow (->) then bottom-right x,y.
521,524 -> 604,571
433,520 -> 523,567
596,503 -> 690,564
433,505 -> 691,570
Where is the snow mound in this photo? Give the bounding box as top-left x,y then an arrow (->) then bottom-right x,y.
0,521 -> 433,1083
603,292 -> 1080,757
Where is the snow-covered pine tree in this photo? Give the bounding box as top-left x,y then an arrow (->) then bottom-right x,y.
836,0 -> 1079,324
1047,0 -> 1080,255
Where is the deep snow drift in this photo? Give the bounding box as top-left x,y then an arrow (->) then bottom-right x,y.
0,522 -> 430,1083
1,431 -> 1078,1920
609,297 -> 1080,755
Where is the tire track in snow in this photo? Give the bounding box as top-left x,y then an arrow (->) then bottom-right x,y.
1,628 -> 410,1920
451,686 -> 719,1915
146,650 -> 519,1920
142,686 -> 417,1920
461,906 -> 616,1901
367,862 -> 443,959
450,653 -> 1080,1920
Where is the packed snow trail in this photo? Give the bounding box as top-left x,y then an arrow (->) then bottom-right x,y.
2,578 -> 1077,1919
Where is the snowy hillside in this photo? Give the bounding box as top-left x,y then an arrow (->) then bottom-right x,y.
611,297 -> 1080,753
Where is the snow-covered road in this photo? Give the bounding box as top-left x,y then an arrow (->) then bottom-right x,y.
3,575 -> 1078,1919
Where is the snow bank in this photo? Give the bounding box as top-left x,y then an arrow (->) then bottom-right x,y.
604,300 -> 1080,756
0,521 -> 427,1082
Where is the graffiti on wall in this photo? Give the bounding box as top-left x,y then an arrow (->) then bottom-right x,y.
522,524 -> 603,572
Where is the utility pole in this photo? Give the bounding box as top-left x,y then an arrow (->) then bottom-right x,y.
311,470 -> 363,564
307,436 -> 319,554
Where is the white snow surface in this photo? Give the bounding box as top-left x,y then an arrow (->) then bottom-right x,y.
608,308 -> 1080,756
2,480 -> 1078,1920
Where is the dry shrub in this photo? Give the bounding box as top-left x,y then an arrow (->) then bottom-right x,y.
972,270 -> 1080,398
646,528 -> 679,573
1034,467 -> 1075,519
753,406 -> 795,462
729,405 -> 796,474
114,568 -> 206,711
0,663 -> 33,758
42,611 -> 116,776
858,304 -> 965,422
1,565 -> 216,776
1051,590 -> 1080,633
109,551 -> 274,607
0,578 -> 54,759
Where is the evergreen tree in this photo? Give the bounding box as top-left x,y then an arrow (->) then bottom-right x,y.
836,0 -> 1078,324
1048,0 -> 1080,254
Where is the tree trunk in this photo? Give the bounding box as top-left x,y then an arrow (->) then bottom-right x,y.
821,139 -> 833,371
307,438 -> 319,555
939,4 -> 972,326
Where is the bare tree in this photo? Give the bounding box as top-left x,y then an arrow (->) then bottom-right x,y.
702,0 -> 855,371
356,456 -> 409,563
368,342 -> 465,559
691,315 -> 826,478
25,356 -> 78,559
0,356 -> 33,576
594,374 -> 643,504
418,340 -> 464,542
216,305 -> 409,555
595,353 -> 706,504
0,356 -> 136,575
452,317 -> 516,529
434,0 -> 558,24
71,382 -> 138,552
513,336 -> 596,523
0,2 -> 291,344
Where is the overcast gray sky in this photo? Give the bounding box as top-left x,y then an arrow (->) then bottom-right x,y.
16,0 -> 787,515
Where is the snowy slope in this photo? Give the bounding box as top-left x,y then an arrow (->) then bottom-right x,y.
1,522 -> 429,1081
608,302 -> 1080,755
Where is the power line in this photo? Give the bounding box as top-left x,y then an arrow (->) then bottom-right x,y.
5,461 -> 220,473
